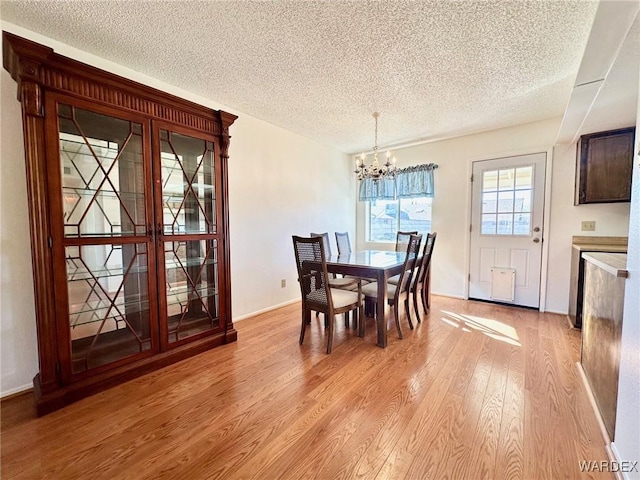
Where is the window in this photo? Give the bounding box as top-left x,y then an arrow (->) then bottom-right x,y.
480,166 -> 533,236
367,196 -> 433,242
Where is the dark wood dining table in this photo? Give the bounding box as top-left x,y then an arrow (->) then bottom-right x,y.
325,250 -> 410,348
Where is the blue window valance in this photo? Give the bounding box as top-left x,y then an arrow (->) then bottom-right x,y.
358,163 -> 438,201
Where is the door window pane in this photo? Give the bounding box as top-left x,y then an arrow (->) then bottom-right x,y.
482,192 -> 497,213
498,191 -> 515,212
498,169 -> 515,190
497,213 -> 513,235
482,214 -> 497,234
514,213 -> 531,234
515,166 -> 533,188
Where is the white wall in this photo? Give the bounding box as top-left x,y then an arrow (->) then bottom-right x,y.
357,118 -> 562,300
612,59 -> 640,477
0,67 -> 40,397
355,117 -> 632,312
0,24 -> 355,396
228,116 -> 356,319
545,142 -> 630,314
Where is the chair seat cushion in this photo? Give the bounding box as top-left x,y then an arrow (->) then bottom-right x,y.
329,277 -> 358,288
361,282 -> 397,299
330,288 -> 360,309
387,275 -> 400,285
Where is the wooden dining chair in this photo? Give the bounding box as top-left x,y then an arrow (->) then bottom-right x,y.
335,231 -> 352,255
310,232 -> 358,289
335,231 -> 372,317
361,233 -> 422,340
410,232 -> 437,325
396,230 -> 418,252
292,235 -> 363,353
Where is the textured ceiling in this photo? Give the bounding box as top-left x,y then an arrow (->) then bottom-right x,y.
1,0 -> 601,153
580,14 -> 640,135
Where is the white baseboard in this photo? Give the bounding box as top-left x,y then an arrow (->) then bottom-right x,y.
0,383 -> 33,399
608,442 -> 640,480
576,361 -> 611,445
432,292 -> 465,300
575,362 -> 634,478
233,298 -> 300,322
544,308 -> 569,315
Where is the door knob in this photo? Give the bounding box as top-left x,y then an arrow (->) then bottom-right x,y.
533,238 -> 540,243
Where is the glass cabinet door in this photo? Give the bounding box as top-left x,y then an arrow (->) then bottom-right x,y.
54,103 -> 157,376
156,127 -> 223,346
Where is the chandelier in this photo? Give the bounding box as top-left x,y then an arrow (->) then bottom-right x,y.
354,112 -> 397,181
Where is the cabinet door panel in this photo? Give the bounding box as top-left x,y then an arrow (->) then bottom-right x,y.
49,99 -> 159,380
164,239 -> 220,342
159,129 -> 217,235
58,105 -> 148,238
67,242 -> 153,374
155,126 -> 224,347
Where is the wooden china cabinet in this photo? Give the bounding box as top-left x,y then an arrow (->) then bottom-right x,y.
3,32 -> 237,414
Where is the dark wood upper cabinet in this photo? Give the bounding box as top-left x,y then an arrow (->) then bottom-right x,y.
575,127 -> 635,205
3,31 -> 237,414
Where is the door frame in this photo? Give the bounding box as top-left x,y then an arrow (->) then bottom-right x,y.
462,146 -> 554,312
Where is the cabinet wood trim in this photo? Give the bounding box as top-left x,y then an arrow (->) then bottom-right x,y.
3,31 -> 238,414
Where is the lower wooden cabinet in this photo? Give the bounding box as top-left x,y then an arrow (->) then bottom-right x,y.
3,32 -> 238,414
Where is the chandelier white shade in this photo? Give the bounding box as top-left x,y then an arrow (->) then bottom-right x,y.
354,112 -> 397,181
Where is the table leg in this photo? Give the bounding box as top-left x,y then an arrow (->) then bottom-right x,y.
376,271 -> 388,348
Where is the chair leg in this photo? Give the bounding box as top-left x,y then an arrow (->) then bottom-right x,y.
300,307 -> 310,344
413,287 -> 422,324
326,314 -> 334,354
421,285 -> 429,314
394,306 -> 403,339
344,311 -> 350,328
357,304 -> 363,335
405,298 -> 414,330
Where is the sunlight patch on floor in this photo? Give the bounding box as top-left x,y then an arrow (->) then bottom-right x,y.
439,310 -> 521,347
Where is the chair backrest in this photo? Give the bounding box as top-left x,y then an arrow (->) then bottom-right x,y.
292,235 -> 332,310
310,232 -> 332,258
416,232 -> 437,286
395,234 -> 422,301
396,230 -> 418,252
335,232 -> 352,256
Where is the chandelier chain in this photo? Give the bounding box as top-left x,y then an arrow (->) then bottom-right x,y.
354,112 -> 397,182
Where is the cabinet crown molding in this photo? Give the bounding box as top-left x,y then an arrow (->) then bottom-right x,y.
3,31 -> 237,134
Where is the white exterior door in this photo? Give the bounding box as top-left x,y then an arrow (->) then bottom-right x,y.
469,153 -> 546,308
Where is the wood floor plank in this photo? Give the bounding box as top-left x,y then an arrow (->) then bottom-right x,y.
1,296 -> 613,480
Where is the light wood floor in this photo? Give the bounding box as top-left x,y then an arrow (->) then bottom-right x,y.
1,296 -> 611,479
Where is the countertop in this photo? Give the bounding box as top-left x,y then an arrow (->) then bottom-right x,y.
581,252 -> 629,278
572,243 -> 628,252
572,236 -> 628,252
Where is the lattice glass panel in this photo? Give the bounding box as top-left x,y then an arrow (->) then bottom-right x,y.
164,239 -> 220,342
160,130 -> 216,235
66,243 -> 151,373
59,105 -> 146,238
